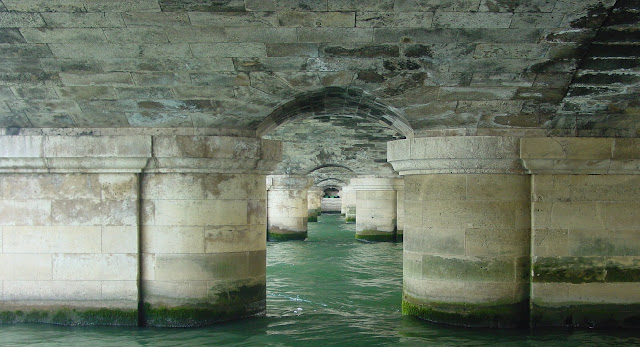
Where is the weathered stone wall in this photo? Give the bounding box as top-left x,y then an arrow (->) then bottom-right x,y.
390,136 -> 640,329
0,133 -> 281,327
0,173 -> 139,325
522,137 -> 640,328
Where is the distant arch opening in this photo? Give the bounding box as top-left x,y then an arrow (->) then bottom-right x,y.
257,87 -> 414,139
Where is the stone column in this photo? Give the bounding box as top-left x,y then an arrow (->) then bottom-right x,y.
307,187 -> 323,222
0,135 -> 150,326
388,137 -> 530,328
141,135 -> 280,327
522,138 -> 640,328
395,179 -> 405,242
341,185 -> 356,223
351,177 -> 399,242
266,175 -> 313,241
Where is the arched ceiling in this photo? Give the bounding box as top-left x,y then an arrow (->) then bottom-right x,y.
0,0 -> 638,137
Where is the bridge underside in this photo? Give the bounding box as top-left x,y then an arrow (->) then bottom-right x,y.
0,0 -> 638,328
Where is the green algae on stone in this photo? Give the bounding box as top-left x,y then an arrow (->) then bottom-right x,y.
345,216 -> 355,223
268,231 -> 307,241
402,299 -> 529,328
531,303 -> 640,329
0,307 -> 137,326
355,232 -> 396,242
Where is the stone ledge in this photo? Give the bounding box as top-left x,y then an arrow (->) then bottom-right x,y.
388,136 -> 523,175
266,175 -> 313,190
521,137 -> 640,174
350,177 -> 402,190
0,135 -> 282,174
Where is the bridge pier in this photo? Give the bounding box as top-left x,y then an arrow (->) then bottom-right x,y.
351,177 -> 401,242
389,136 -> 640,328
266,175 -> 313,241
0,134 -> 281,327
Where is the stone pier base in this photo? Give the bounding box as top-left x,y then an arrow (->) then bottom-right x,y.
266,175 -> 313,241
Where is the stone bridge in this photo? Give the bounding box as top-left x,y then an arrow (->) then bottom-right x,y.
0,0 -> 638,328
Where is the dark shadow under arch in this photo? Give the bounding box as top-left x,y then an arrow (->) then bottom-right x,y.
257,87 -> 414,138
316,177 -> 348,187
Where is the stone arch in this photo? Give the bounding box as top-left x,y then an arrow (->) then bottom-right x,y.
316,177 -> 348,187
306,164 -> 354,175
257,87 -> 414,139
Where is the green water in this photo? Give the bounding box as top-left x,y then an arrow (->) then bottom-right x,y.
1,214 -> 639,346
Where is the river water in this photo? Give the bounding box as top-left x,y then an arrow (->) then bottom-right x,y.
1,214 -> 639,346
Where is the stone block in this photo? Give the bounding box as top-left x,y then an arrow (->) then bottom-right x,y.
328,0 -> 394,11
188,12 -> 279,27
52,254 -> 137,281
474,43 -> 548,59
3,226 -> 101,253
403,250 -> 424,279
0,28 -> 25,43
433,12 -> 513,28
39,58 -> 103,74
191,43 -> 267,57
20,28 -> 106,44
568,229 -> 640,256
480,0 -> 557,12
466,174 -> 530,201
421,254 -> 516,282
0,12 -> 45,28
143,226 -> 205,254
190,72 -> 250,86
356,11 -> 434,27
152,136 -> 261,159
154,200 -> 247,227
101,280 -> 138,302
297,28 -> 374,43
41,13 -> 125,28
104,28 -> 168,43
114,86 -> 174,100
533,229 -> 569,257
438,86 -> 517,101
465,228 -> 530,257
278,11 -> 355,27
395,0 -> 481,11
404,226 -> 465,255
205,225 -> 266,253
44,135 -> 151,158
56,86 -> 117,100
2,0 -> 85,12
510,13 -> 564,28
245,0 -> 327,11
131,72 -> 190,86
266,43 -> 319,57
99,174 -> 138,200
0,44 -> 53,58
532,282 -> 640,304
164,27 -> 226,43
154,251 -> 264,281
60,72 -> 133,86
84,0 -> 162,12
0,200 -> 51,226
1,174 -> 101,200
423,200 -> 519,229
51,199 -> 137,226
143,280 -> 207,301
122,12 -> 189,27
520,137 -> 615,160
205,174 -> 266,200
159,0 -> 245,12
102,226 -> 138,254
0,254 -> 52,280
226,27 -> 298,43
3,280 -> 102,301
6,100 -> 81,115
